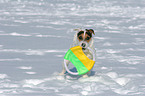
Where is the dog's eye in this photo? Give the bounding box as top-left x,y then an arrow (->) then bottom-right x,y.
86,37 -> 90,40
79,36 -> 83,40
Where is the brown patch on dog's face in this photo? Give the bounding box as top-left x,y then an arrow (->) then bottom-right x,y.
77,31 -> 85,42
77,29 -> 95,43
84,33 -> 92,43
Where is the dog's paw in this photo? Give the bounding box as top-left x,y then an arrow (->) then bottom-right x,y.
82,74 -> 88,78
59,72 -> 65,76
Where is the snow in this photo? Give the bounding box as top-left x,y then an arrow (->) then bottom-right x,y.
0,74 -> 8,79
0,0 -> 145,96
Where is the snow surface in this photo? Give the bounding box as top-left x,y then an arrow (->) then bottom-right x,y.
0,0 -> 145,96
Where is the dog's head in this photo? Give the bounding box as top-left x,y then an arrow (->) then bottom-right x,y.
77,29 -> 95,50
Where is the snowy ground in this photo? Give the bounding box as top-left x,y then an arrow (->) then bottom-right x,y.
0,0 -> 145,96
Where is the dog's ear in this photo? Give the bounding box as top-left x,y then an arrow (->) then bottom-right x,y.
74,28 -> 81,32
74,29 -> 79,31
86,29 -> 95,35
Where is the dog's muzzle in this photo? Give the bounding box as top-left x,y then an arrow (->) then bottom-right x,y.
81,43 -> 86,47
80,41 -> 88,50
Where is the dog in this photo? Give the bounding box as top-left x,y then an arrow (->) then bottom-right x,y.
60,29 -> 96,77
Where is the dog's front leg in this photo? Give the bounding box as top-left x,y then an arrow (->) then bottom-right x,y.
59,60 -> 70,75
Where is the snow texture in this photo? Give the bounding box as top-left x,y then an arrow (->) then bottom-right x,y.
0,0 -> 145,96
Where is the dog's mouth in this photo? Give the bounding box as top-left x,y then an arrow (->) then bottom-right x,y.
82,48 -> 86,50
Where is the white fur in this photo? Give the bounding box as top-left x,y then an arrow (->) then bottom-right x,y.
60,30 -> 96,77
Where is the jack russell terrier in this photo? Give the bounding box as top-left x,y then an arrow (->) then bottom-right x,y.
60,29 -> 96,77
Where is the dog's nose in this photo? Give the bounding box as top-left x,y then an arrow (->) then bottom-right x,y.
81,43 -> 86,48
